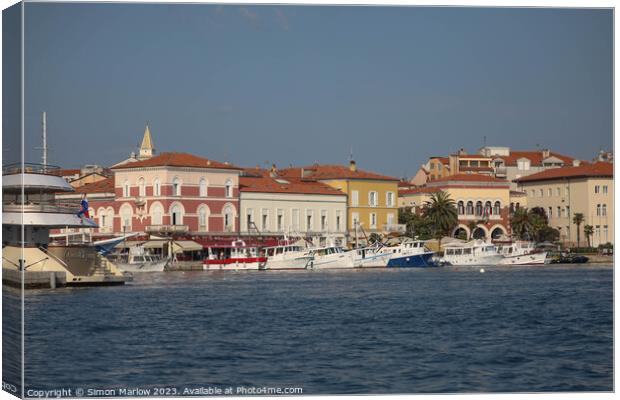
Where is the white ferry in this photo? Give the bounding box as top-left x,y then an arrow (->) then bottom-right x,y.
497,241 -> 548,265
441,240 -> 503,266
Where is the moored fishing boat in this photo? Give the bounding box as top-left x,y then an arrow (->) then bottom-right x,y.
107,245 -> 169,272
497,241 -> 547,265
264,244 -> 313,270
379,238 -> 437,268
306,246 -> 355,269
351,244 -> 393,268
202,239 -> 267,270
441,240 -> 503,266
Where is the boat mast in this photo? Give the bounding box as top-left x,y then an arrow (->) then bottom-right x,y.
41,111 -> 48,168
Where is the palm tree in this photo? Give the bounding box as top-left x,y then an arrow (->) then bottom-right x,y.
572,213 -> 585,249
510,207 -> 534,240
584,224 -> 593,248
422,191 -> 458,250
467,221 -> 478,240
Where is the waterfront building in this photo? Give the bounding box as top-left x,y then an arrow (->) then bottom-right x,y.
280,161 -> 401,241
399,174 -> 512,240
240,167 -> 348,246
514,162 -> 613,247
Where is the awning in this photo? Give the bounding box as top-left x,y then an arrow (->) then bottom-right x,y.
171,240 -> 203,252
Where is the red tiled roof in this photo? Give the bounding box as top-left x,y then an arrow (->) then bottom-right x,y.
452,154 -> 491,159
111,152 -> 242,170
279,164 -> 399,181
514,162 -> 613,183
430,157 -> 449,164
459,166 -> 494,172
58,168 -> 80,176
240,169 -> 346,196
429,173 -> 509,184
492,150 -> 574,166
74,177 -> 115,194
399,187 -> 440,196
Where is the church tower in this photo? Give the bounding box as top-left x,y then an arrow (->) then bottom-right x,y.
138,123 -> 155,160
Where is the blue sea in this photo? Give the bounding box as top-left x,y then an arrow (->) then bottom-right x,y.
3,265 -> 613,395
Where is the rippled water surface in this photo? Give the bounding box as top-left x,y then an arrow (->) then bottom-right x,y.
4,265 -> 614,394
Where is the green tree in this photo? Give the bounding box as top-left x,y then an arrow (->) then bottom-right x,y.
422,191 -> 458,250
572,213 -> 585,248
584,224 -> 594,248
510,207 -> 534,240
368,233 -> 382,244
398,207 -> 433,239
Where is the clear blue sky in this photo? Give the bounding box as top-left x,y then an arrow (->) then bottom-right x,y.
16,4 -> 613,177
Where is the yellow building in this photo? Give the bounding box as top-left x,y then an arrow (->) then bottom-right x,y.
280,161 -> 400,241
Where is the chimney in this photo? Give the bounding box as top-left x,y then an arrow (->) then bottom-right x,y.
349,159 -> 357,172
458,148 -> 466,156
542,149 -> 550,158
269,163 -> 277,178
572,159 -> 581,167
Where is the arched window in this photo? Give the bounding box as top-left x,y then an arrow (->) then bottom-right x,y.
457,201 -> 465,215
466,201 -> 474,215
225,179 -> 233,198
172,177 -> 181,196
596,204 -> 601,216
150,203 -> 163,226
475,201 -> 483,216
602,204 -> 607,217
484,201 -> 492,216
199,178 -> 208,197
170,203 -> 183,225
97,208 -> 107,232
138,177 -> 145,197
123,180 -> 130,197
223,205 -> 234,231
153,178 -> 161,197
198,205 -> 209,232
493,201 -> 501,215
106,208 -> 114,232
120,204 -> 133,232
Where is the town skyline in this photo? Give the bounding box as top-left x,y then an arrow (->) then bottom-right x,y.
6,4 -> 613,176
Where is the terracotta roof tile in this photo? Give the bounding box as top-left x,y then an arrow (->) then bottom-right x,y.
111,152 -> 242,170
279,164 -> 399,181
58,168 -> 81,176
74,177 -> 115,194
514,162 -> 613,183
429,173 -> 509,184
399,187 -> 440,195
491,150 -> 574,166
240,169 -> 347,196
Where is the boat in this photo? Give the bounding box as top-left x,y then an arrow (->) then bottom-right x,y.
497,241 -> 548,265
264,244 -> 313,270
202,239 -> 267,270
2,162 -> 126,286
306,246 -> 355,269
549,254 -> 589,264
441,240 -> 503,266
379,238 -> 437,268
352,243 -> 394,268
107,245 -> 169,272
93,233 -> 140,256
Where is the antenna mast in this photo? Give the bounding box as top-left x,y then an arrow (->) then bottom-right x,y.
41,111 -> 48,167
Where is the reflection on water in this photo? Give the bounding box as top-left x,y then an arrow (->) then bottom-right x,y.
6,265 -> 613,394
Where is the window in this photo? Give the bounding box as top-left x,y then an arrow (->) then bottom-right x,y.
466,201 -> 474,215
457,201 -> 465,215
292,209 -> 300,230
351,190 -> 359,206
604,225 -> 608,241
386,192 -> 395,207
223,205 -> 234,231
471,160 -> 479,167
603,185 -> 608,194
602,204 -> 607,217
120,205 -> 132,232
493,201 -> 501,215
517,159 -> 530,170
198,206 -> 208,231
369,191 -> 378,207
306,210 -> 313,231
336,211 -> 343,231
595,185 -> 600,194
539,189 -> 544,197
138,177 -> 145,197
246,208 -> 253,230
370,213 -> 377,229
261,209 -> 269,231
151,203 -> 163,226
484,201 -> 492,216
557,206 -> 561,218
123,180 -> 130,197
225,179 -> 233,198
595,225 -> 600,237
547,188 -> 552,197
475,201 -> 483,216
199,178 -> 208,197
171,204 -> 183,225
153,178 -> 161,196
565,187 -> 569,196
351,212 -> 360,229
556,187 -> 561,196
565,206 -> 570,217
172,177 -> 181,196
596,204 -> 601,216
320,210 -> 327,231
277,209 -> 284,232
387,213 -> 395,226
548,207 -> 553,218
530,190 -> 535,197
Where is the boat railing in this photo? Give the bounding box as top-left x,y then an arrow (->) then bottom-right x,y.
2,162 -> 62,176
3,198 -> 81,213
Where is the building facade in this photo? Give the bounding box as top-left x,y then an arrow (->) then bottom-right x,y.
515,162 -> 613,247
399,174 -> 512,240
240,168 -> 348,246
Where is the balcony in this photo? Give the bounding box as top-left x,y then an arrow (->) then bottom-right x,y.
2,162 -> 62,176
382,224 -> 406,233
3,198 -> 81,214
495,167 -> 508,177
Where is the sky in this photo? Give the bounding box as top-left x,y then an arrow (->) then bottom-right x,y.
9,4 -> 614,177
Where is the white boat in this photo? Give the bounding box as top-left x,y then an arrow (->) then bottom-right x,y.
441,240 -> 503,266
351,244 -> 393,268
203,239 -> 267,270
109,245 -> 169,272
306,246 -> 355,269
264,244 -> 313,270
378,239 -> 437,268
497,241 -> 548,265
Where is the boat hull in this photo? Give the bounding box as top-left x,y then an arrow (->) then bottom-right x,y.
354,252 -> 392,268
387,252 -> 436,268
265,257 -> 313,270
308,256 -> 354,269
443,254 -> 504,266
203,257 -> 266,271
499,252 -> 547,265
116,260 -> 167,273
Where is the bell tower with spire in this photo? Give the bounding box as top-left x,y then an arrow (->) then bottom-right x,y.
138,123 -> 155,160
